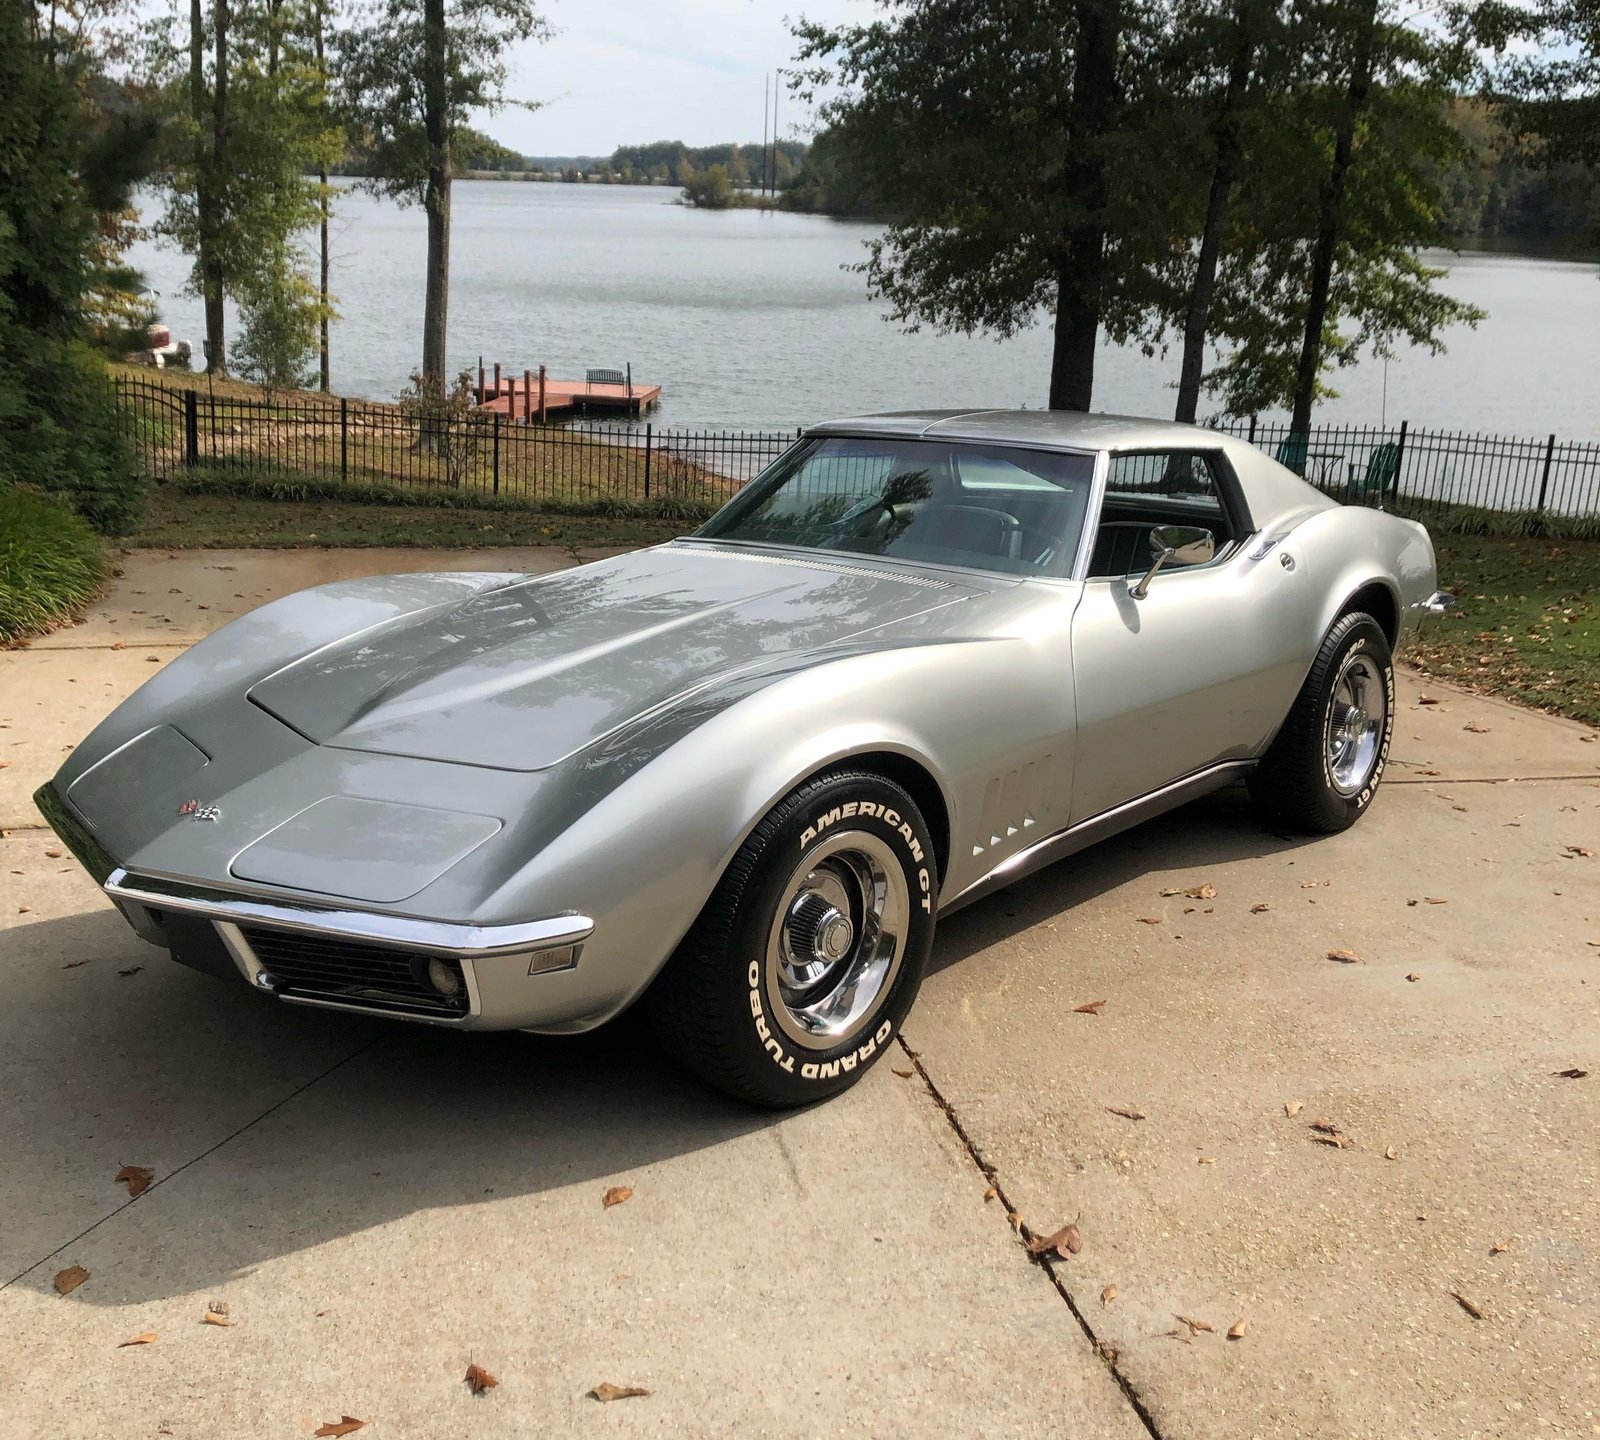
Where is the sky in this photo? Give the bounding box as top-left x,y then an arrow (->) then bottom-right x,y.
481,0 -> 863,157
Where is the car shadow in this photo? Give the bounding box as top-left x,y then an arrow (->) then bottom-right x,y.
15,787 -> 1313,1306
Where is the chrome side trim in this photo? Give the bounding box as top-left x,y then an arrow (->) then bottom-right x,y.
940,759 -> 1257,915
214,919 -> 277,991
102,870 -> 593,958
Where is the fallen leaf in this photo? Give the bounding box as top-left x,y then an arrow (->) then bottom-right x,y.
1074,999 -> 1107,1015
1284,1100 -> 1303,1117
1463,722 -> 1489,734
1563,845 -> 1594,858
891,1067 -> 914,1078
1027,1222 -> 1083,1259
1227,1318 -> 1248,1340
464,1363 -> 498,1395
53,1266 -> 88,1295
1250,903 -> 1270,914
1313,1134 -> 1353,1149
602,1185 -> 633,1208
63,959 -> 90,969
1137,916 -> 1161,925
1489,1238 -> 1511,1255
1552,1068 -> 1588,1079
109,641 -> 126,650
117,965 -> 143,978
1104,1104 -> 1146,1121
1159,887 -> 1182,897
145,656 -> 161,664
1185,883 -> 1217,899
982,1186 -> 997,1202
1425,897 -> 1448,905
115,1165 -> 154,1199
117,1332 -> 157,1348
203,1300 -> 231,1327
1418,695 -> 1440,706
1101,1285 -> 1117,1306
590,1383 -> 650,1403
1406,972 -> 1421,982
1310,1117 -> 1345,1137
1175,1314 -> 1214,1335
313,1418 -> 365,1437
1385,1146 -> 1398,1161
44,848 -> 62,858
1197,1156 -> 1217,1164
1450,1290 -> 1484,1320
1326,948 -> 1361,964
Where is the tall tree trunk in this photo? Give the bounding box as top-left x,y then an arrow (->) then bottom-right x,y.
191,0 -> 226,373
315,0 -> 330,391
420,0 -> 450,397
1290,0 -> 1377,435
1049,0 -> 1120,412
1174,2 -> 1257,424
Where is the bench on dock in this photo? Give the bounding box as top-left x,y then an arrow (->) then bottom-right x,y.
586,368 -> 627,392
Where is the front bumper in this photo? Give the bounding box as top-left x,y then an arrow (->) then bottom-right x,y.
37,783 -> 593,1029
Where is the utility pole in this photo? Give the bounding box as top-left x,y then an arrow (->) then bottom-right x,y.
761,72 -> 769,196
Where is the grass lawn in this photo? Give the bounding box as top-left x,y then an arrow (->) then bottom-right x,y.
1413,533 -> 1600,727
127,485 -> 692,551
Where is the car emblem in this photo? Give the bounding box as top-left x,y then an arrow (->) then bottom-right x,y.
177,799 -> 222,822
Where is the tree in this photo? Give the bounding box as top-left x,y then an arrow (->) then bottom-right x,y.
795,0 -> 1179,412
682,164 -> 734,209
2,0 -> 141,531
338,0 -> 549,399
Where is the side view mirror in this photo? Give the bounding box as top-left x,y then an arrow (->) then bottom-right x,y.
1130,525 -> 1215,599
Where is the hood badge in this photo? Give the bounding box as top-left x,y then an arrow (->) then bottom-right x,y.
177,800 -> 222,823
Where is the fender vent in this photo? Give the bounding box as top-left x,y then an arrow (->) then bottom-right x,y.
973,755 -> 1055,856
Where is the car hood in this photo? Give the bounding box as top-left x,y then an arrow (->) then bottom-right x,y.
247,544 -> 980,772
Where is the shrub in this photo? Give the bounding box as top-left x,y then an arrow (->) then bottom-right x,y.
0,487 -> 106,640
682,164 -> 734,209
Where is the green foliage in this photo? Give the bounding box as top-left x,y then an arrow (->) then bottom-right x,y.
395,366 -> 491,487
682,164 -> 734,209
1472,0 -> 1600,170
0,0 -> 141,532
0,487 -> 106,641
455,124 -> 527,172
233,251 -> 324,393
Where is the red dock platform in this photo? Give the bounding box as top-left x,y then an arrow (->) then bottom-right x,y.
475,364 -> 661,423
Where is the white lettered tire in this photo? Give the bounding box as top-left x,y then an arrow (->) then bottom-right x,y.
646,769 -> 938,1106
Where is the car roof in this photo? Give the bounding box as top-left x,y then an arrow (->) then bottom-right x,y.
805,408 -> 1237,452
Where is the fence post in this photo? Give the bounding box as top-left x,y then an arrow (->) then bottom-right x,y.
538,365 -> 547,425
1392,419 -> 1408,502
1247,415 -> 1257,446
183,389 -> 199,467
340,397 -> 349,481
492,413 -> 501,495
1536,433 -> 1556,513
643,423 -> 652,500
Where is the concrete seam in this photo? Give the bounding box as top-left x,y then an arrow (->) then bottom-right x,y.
1389,774 -> 1599,785
896,1034 -> 1166,1440
0,1035 -> 384,1293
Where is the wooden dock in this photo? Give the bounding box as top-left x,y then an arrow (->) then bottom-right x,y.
475,362 -> 661,423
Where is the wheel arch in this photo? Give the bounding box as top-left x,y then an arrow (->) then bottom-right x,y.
804,748 -> 952,889
1337,579 -> 1399,646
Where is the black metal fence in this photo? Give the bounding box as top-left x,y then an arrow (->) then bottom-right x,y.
116,379 -> 1600,524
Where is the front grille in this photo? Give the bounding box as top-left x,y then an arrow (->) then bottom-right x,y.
240,927 -> 469,1018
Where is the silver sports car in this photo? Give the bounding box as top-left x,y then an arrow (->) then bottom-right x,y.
39,411 -> 1448,1105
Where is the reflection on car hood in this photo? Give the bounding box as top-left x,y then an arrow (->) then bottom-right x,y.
247,544 -> 978,772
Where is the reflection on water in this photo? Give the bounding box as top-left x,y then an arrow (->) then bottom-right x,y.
126,181 -> 1600,441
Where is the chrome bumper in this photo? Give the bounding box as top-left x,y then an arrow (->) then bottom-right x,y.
1415,590 -> 1454,616
36,782 -> 592,1028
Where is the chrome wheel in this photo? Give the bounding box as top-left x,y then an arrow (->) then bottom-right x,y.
1325,652 -> 1386,795
765,830 -> 909,1051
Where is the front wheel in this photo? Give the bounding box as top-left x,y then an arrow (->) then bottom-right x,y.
646,769 -> 938,1107
1249,612 -> 1395,834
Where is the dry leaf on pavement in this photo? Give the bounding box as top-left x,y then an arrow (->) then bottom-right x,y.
1552,1068 -> 1588,1079
203,1301 -> 232,1327
1227,1318 -> 1248,1340
1175,1315 -> 1214,1334
117,1333 -> 157,1347
590,1383 -> 651,1402
1027,1222 -> 1084,1259
1137,916 -> 1161,925
982,1186 -> 997,1202
891,1067 -> 914,1078
53,1266 -> 88,1295
1463,722 -> 1489,733
1406,972 -> 1421,982
1563,845 -> 1594,858
1074,999 -> 1107,1015
1385,1146 -> 1399,1161
1418,695 -> 1440,706
1104,1104 -> 1146,1121
1101,1285 -> 1117,1306
1284,1101 -> 1303,1116
1326,948 -> 1362,964
1250,903 -> 1270,914
312,1418 -> 365,1437
1425,897 -> 1448,904
1489,1239 -> 1512,1255
602,1185 -> 633,1208
464,1363 -> 498,1395
1450,1290 -> 1485,1320
1185,883 -> 1217,900
116,1165 -> 154,1199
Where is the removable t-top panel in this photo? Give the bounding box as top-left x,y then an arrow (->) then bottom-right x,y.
229,795 -> 501,903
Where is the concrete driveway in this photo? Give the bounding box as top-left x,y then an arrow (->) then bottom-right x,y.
2,549 -> 1596,1439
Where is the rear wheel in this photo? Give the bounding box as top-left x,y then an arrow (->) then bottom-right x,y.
646,769 -> 938,1107
1249,612 -> 1394,834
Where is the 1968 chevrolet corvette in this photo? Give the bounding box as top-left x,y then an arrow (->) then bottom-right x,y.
38,410 -> 1448,1104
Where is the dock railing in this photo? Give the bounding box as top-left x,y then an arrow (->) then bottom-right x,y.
114,379 -> 1600,528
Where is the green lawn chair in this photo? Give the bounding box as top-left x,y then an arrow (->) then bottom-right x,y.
1274,433 -> 1309,477
1348,442 -> 1399,502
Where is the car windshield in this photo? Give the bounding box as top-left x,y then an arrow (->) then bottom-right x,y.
696,436 -> 1096,578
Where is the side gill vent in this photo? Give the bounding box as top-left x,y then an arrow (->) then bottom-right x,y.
972,754 -> 1054,856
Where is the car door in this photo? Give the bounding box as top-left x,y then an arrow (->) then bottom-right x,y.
1067,448 -> 1309,824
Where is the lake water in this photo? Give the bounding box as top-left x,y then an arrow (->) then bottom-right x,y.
127,180 -> 1600,442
